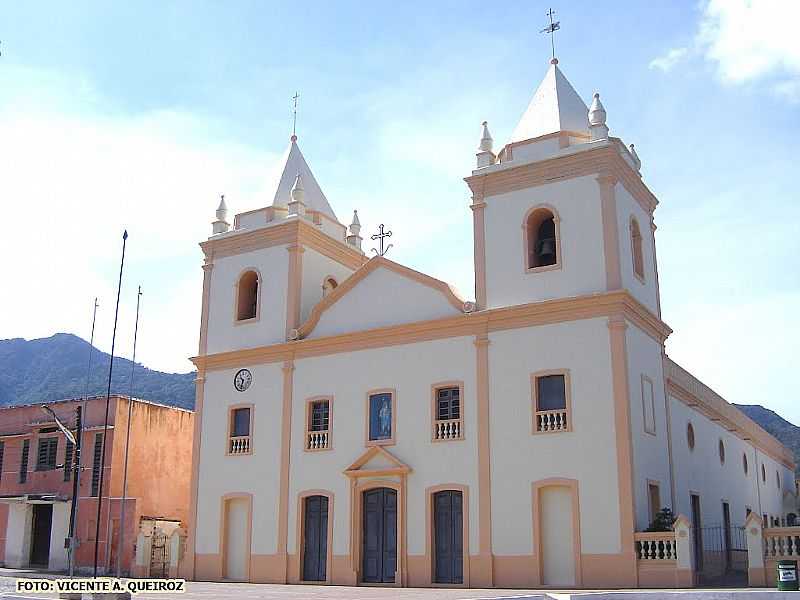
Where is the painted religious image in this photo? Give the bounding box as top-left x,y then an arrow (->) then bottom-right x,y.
368,393 -> 392,441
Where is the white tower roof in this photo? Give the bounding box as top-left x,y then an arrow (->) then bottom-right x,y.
266,137 -> 338,222
509,61 -> 589,143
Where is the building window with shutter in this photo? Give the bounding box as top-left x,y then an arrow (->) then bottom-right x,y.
36,437 -> 59,471
532,370 -> 572,433
432,383 -> 464,442
91,433 -> 103,497
20,439 -> 30,483
227,405 -> 252,455
305,397 -> 332,451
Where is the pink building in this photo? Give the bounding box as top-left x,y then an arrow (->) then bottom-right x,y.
0,396 -> 193,574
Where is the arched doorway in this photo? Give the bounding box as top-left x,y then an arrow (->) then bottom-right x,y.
362,487 -> 397,583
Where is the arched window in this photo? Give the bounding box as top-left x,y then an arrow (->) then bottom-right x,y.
687,422 -> 695,451
743,453 -> 748,475
322,277 -> 338,298
630,217 -> 645,281
236,270 -> 259,321
761,464 -> 766,483
718,439 -> 725,464
525,207 -> 560,270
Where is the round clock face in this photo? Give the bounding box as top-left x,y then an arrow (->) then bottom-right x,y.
233,369 -> 252,392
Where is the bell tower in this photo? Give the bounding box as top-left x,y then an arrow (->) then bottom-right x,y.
465,59 -> 661,316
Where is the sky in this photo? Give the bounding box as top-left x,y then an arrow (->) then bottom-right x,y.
1,1 -> 798,422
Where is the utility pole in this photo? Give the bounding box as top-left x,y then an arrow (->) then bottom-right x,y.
94,230 -> 128,576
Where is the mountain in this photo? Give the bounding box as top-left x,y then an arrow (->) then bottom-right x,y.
0,333 -> 195,409
735,404 -> 800,476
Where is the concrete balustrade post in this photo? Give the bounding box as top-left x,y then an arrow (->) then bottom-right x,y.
745,512 -> 766,587
673,514 -> 694,587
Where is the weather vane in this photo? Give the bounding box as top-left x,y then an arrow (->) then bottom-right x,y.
540,8 -> 561,62
371,224 -> 393,257
291,92 -> 300,139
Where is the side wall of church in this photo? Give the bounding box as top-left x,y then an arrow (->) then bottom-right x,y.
668,396 -> 794,530
483,175 -> 607,309
206,245 -> 290,354
625,324 -> 672,530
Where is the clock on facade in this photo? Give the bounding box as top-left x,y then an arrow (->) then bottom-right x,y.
233,369 -> 252,392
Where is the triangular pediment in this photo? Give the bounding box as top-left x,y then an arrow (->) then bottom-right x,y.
344,446 -> 411,478
298,256 -> 466,339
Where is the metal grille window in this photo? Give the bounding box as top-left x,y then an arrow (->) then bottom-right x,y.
310,401 -> 329,432
0,441 -> 4,482
36,437 -> 58,471
20,439 -> 30,483
64,440 -> 74,481
91,433 -> 103,497
436,387 -> 460,421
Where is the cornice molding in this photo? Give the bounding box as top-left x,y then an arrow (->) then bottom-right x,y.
465,144 -> 658,215
192,290 -> 671,371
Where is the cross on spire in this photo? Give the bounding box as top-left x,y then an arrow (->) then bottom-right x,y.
291,92 -> 300,141
540,8 -> 561,63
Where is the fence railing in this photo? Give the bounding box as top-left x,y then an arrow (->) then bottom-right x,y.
433,418 -> 463,441
534,409 -> 569,433
306,430 -> 330,450
634,531 -> 678,561
764,526 -> 800,559
229,435 -> 251,455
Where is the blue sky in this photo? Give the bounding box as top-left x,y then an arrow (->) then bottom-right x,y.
1,1 -> 798,422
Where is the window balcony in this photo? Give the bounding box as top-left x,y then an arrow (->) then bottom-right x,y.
229,435 -> 251,455
433,418 -> 463,442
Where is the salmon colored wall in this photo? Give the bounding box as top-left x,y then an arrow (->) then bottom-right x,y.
0,396 -> 193,573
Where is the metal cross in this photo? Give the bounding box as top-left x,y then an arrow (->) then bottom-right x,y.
370,224 -> 393,257
292,92 -> 300,138
540,8 -> 561,62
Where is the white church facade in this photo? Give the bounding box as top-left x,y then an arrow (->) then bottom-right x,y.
183,59 -> 797,589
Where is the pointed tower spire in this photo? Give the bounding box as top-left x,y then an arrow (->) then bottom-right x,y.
588,92 -> 609,141
212,194 -> 231,234
509,61 -> 589,144
346,209 -> 363,252
476,121 -> 496,168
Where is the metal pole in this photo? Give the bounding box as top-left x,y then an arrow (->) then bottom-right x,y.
116,285 -> 141,577
70,297 -> 98,577
94,230 -> 128,577
67,406 -> 82,577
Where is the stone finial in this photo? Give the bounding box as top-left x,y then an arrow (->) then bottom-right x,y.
212,194 -> 231,234
476,121 -> 497,169
291,173 -> 304,204
629,143 -> 641,171
478,121 -> 493,152
346,209 -> 363,252
288,174 -> 306,217
588,92 -> 609,141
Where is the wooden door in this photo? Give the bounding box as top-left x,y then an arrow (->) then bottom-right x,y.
29,504 -> 53,567
224,498 -> 249,581
302,495 -> 329,581
540,486 -> 575,586
434,490 -> 463,584
362,488 -> 397,583
691,494 -> 703,571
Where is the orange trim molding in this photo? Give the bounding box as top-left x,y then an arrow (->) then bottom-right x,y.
471,197 -> 487,310
473,333 -> 493,586
599,173 -> 622,291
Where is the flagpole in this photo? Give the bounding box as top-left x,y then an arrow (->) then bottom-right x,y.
116,285 -> 141,577
70,297 -> 98,577
94,230 -> 128,577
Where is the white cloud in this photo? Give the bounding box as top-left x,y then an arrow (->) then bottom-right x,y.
649,47 -> 689,72
698,0 -> 800,88
0,68 -> 276,373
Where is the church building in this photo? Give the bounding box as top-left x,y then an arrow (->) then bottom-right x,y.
183,58 -> 796,589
